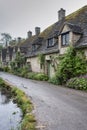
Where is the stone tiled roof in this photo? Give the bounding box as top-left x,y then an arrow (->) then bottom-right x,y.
60,22 -> 83,34
24,5 -> 87,57
75,36 -> 87,48
2,5 -> 87,61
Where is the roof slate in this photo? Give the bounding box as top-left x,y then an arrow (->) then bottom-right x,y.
2,5 -> 87,60
24,5 -> 87,57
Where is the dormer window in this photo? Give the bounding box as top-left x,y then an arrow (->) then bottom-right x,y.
48,38 -> 54,47
47,37 -> 57,48
32,44 -> 36,51
61,32 -> 69,46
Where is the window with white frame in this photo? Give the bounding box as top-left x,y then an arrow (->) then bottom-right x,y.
47,38 -> 54,47
47,38 -> 58,47
61,32 -> 69,46
32,44 -> 36,51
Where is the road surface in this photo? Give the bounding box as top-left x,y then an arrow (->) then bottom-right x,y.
0,72 -> 87,130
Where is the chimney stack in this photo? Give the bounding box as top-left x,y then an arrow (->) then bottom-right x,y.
27,31 -> 32,38
17,37 -> 21,43
35,27 -> 40,35
58,8 -> 65,21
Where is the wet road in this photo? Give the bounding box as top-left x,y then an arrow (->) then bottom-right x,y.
0,72 -> 87,130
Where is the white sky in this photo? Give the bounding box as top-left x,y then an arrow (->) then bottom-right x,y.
0,0 -> 87,39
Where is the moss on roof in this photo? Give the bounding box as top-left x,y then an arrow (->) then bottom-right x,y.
17,5 -> 87,48
65,5 -> 87,21
39,24 -> 55,38
19,35 -> 37,47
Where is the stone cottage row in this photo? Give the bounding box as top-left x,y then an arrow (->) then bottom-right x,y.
1,5 -> 87,77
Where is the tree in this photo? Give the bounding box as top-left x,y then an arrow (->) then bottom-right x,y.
1,33 -> 12,47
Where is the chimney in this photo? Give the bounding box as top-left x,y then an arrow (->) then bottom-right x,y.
17,37 -> 21,43
58,8 -> 65,21
35,27 -> 40,35
27,31 -> 32,38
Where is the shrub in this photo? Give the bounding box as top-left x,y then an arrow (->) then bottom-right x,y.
34,73 -> 49,81
56,46 -> 87,84
3,66 -> 10,72
48,76 -> 62,85
20,65 -> 29,77
66,77 -> 87,90
27,72 -> 49,81
27,72 -> 37,79
0,67 -> 4,71
0,78 -> 5,87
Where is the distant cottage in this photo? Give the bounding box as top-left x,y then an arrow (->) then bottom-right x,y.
1,5 -> 87,77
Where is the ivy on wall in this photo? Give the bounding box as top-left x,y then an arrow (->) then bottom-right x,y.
38,54 -> 45,69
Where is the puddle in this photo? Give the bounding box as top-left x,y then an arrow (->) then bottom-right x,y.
0,88 -> 22,130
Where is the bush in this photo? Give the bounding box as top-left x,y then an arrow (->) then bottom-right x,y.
0,67 -> 4,71
27,72 -> 49,81
48,76 -> 62,85
3,66 -> 10,72
56,46 -> 87,84
66,77 -> 87,90
27,72 -> 37,79
34,73 -> 48,81
20,66 -> 29,77
0,78 -> 5,87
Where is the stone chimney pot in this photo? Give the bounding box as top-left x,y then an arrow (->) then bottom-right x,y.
35,27 -> 40,35
58,8 -> 66,21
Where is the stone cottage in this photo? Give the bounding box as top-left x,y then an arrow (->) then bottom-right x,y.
1,5 -> 87,77
22,5 -> 87,77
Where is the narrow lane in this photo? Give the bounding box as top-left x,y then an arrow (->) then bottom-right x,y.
0,72 -> 87,130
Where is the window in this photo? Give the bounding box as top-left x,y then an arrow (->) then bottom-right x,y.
32,44 -> 36,51
62,32 -> 69,46
47,38 -> 54,47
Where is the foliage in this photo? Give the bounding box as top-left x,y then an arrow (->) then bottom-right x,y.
21,114 -> 36,130
3,66 -> 10,72
1,33 -> 12,47
27,72 -> 49,81
66,77 -> 87,90
10,52 -> 26,74
0,67 -> 4,71
56,46 -> 87,84
0,78 -> 5,87
27,72 -> 36,79
15,52 -> 25,68
9,39 -> 17,46
48,76 -> 61,85
11,87 -> 36,130
38,54 -> 45,69
20,65 -> 30,77
0,78 -> 36,130
34,73 -> 49,81
10,61 -> 16,70
0,45 -> 3,52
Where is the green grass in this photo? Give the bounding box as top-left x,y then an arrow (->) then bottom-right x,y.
0,78 -> 36,130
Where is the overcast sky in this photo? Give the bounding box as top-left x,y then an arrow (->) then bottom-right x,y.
0,0 -> 87,39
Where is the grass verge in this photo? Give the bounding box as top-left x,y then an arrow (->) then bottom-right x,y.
0,78 -> 36,130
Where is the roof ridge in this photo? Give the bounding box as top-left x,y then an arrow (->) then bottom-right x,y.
66,5 -> 87,20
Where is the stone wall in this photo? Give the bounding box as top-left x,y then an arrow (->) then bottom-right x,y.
27,56 -> 43,73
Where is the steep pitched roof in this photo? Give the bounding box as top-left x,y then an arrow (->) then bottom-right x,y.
66,5 -> 87,47
22,5 -> 87,57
